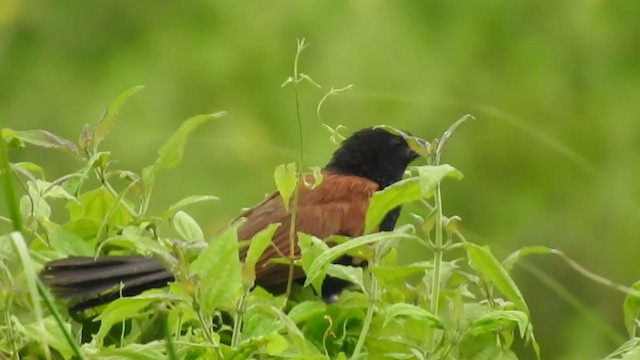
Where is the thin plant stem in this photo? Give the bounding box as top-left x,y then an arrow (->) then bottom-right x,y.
231,289 -> 249,348
352,274 -> 378,359
427,181 -> 444,353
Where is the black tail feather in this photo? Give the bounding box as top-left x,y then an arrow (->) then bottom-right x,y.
40,256 -> 174,312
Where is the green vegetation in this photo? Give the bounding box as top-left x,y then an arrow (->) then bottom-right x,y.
2,1 -> 640,358
2,75 -> 640,358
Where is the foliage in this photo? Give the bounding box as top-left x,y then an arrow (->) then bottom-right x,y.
1,46 -> 639,360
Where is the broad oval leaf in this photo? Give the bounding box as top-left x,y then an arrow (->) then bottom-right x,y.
242,223 -> 280,287
45,221 -> 94,257
383,303 -> 443,329
326,264 -> 365,292
274,162 -> 298,211
365,164 -> 462,233
304,231 -> 414,287
469,309 -> 529,337
463,242 -> 529,315
189,223 -> 242,313
172,210 -> 204,242
287,301 -> 327,324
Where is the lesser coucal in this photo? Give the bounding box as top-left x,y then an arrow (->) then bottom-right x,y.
41,127 -> 420,311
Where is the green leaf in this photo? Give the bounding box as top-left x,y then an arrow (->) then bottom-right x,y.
469,310 -> 529,337
383,303 -> 443,328
463,242 -> 529,315
298,232 -> 331,293
326,264 -> 364,292
371,261 -> 432,283
189,223 -> 242,313
274,162 -> 298,211
305,231 -> 414,287
502,246 -> 553,272
154,112 -> 225,171
242,223 -> 280,287
265,332 -> 289,355
67,188 -> 131,226
15,316 -> 75,359
92,85 -> 144,152
9,129 -> 78,154
142,112 -> 225,213
45,221 -> 94,256
172,210 -> 205,242
13,162 -> 45,179
624,281 -> 640,338
287,301 -> 327,324
365,164 -> 462,233
602,338 -> 640,360
95,292 -> 174,342
162,195 -> 219,219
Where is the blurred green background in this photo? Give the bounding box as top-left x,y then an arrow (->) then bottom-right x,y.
2,0 -> 640,358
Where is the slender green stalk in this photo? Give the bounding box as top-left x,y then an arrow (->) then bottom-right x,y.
0,136 -> 22,232
284,39 -> 312,298
231,289 -> 249,348
10,232 -> 50,360
162,309 -> 178,360
37,282 -> 85,359
427,182 -> 444,352
352,274 -> 378,359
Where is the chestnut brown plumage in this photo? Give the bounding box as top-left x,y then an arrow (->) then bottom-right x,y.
40,127 -> 419,311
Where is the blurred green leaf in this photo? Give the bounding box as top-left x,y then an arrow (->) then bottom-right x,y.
45,221 -> 94,256
153,112 -> 225,171
365,164 -> 462,233
189,223 -> 242,313
265,332 -> 289,355
274,162 -> 298,211
13,316 -> 75,359
95,292 -> 173,342
464,242 -> 529,315
298,232 -> 330,293
4,129 -> 78,154
624,281 -> 640,339
162,195 -> 219,219
371,261 -> 432,283
242,223 -> 280,288
142,112 -> 225,213
469,309 -> 528,337
305,231 -> 414,287
287,301 -> 327,324
326,264 -> 364,292
602,338 -> 640,360
172,210 -> 204,242
383,303 -> 443,328
92,85 -> 144,152
67,187 -> 130,226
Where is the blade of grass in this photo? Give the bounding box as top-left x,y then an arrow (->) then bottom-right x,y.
37,281 -> 84,359
10,232 -> 50,360
0,136 -> 22,232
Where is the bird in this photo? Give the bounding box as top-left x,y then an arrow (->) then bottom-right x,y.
40,127 -> 421,312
